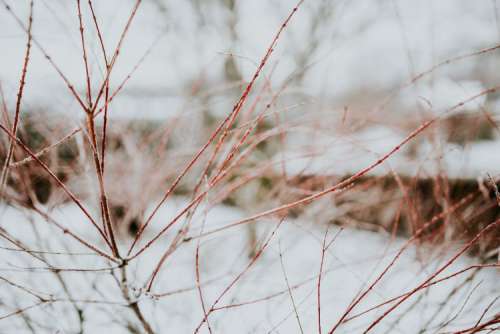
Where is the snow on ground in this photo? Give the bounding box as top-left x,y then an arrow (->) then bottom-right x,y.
0,199 -> 498,333
278,125 -> 500,179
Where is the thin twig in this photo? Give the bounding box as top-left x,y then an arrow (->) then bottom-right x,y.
0,0 -> 33,197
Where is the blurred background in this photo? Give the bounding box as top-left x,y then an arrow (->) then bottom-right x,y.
0,1 -> 499,332
2,0 -> 500,176
2,0 -> 500,253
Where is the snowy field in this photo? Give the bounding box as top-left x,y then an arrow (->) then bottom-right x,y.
0,199 -> 498,333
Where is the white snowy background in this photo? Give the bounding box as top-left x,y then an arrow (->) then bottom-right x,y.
0,1 -> 499,333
